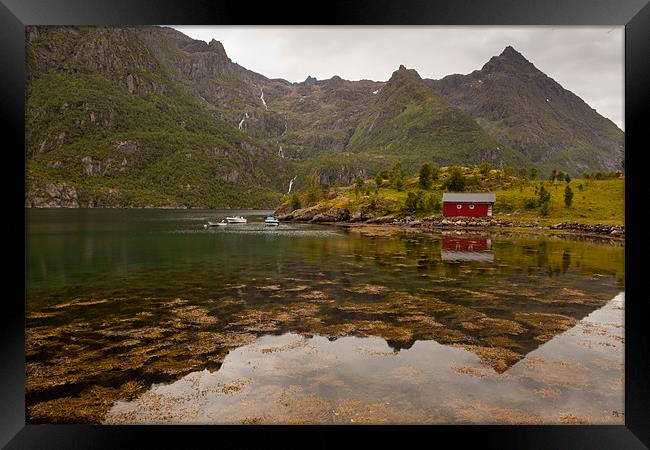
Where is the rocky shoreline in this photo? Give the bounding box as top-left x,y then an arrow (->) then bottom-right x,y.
277,208 -> 625,239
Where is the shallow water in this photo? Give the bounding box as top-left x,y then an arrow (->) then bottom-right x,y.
105,293 -> 624,424
25,209 -> 624,424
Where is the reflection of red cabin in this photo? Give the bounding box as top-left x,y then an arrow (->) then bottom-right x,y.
442,236 -> 491,252
441,236 -> 494,262
442,193 -> 496,217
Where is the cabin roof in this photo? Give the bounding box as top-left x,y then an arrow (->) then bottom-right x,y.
442,193 -> 496,203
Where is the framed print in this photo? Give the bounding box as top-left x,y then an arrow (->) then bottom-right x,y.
2,0 -> 649,447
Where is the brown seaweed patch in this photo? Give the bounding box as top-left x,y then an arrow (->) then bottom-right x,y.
163,298 -> 188,307
514,312 -> 576,335
343,284 -> 392,295
297,290 -> 333,302
241,416 -> 263,424
558,412 -> 588,424
220,378 -> 252,394
99,326 -> 167,340
476,318 -> 526,336
172,306 -> 217,325
284,285 -> 310,292
27,311 -> 62,319
28,380 -> 145,424
50,298 -> 110,309
453,402 -> 543,424
257,285 -> 282,291
259,338 -> 313,354
534,387 -> 562,399
519,357 -> 590,387
454,345 -> 520,373
331,398 -> 436,424
450,365 -> 490,379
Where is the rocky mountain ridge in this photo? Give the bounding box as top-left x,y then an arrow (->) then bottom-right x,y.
427,46 -> 624,174
26,27 -> 624,207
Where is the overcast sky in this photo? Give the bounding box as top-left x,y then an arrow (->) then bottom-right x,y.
171,26 -> 624,130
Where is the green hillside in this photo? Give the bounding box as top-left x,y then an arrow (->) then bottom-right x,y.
26,26 -> 289,208
281,165 -> 624,226
347,66 -> 529,174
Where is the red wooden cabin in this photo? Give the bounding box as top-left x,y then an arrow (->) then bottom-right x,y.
442,193 -> 496,217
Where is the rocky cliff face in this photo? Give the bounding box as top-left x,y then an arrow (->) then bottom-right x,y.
427,46 -> 624,175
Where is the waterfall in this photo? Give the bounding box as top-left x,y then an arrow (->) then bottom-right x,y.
260,88 -> 267,110
287,176 -> 297,194
278,145 -> 284,158
238,112 -> 249,130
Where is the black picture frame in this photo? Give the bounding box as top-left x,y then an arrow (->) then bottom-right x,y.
2,0 -> 648,448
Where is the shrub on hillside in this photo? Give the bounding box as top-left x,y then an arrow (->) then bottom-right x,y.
442,166 -> 466,192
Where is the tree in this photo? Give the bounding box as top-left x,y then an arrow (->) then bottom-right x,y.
290,193 -> 301,211
405,192 -> 418,213
479,162 -> 492,176
416,190 -> 426,211
549,169 -> 557,182
530,167 -> 538,180
564,173 -> 571,183
518,168 -> 528,180
538,184 -> 551,216
353,176 -> 364,198
306,175 -> 322,205
418,163 -> 433,190
393,175 -> 404,191
564,185 -> 574,208
374,173 -> 383,188
390,161 -> 405,191
540,201 -> 550,216
538,184 -> 551,205
430,165 -> 440,181
427,193 -> 441,212
443,166 -> 466,192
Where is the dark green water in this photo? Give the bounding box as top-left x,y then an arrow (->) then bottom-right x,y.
26,209 -> 625,424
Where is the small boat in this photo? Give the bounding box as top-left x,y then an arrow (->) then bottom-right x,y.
208,220 -> 228,227
264,215 -> 280,226
226,216 -> 247,224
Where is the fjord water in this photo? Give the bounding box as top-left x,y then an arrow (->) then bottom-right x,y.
26,209 -> 624,424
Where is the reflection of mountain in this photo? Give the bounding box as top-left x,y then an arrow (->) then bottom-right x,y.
441,236 -> 493,262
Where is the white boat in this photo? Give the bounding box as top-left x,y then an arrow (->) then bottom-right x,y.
264,215 -> 280,226
208,220 -> 228,227
226,216 -> 247,224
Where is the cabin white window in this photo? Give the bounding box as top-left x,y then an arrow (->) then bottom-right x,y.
469,204 -> 475,209
456,204 -> 462,209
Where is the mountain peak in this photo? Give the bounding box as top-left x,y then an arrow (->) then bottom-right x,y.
208,39 -> 227,55
180,38 -> 228,60
391,65 -> 421,81
481,46 -> 535,74
500,45 -> 523,59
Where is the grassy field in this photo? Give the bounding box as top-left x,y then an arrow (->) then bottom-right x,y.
285,167 -> 624,226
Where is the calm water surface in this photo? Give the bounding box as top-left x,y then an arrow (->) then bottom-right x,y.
26,209 -> 625,424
